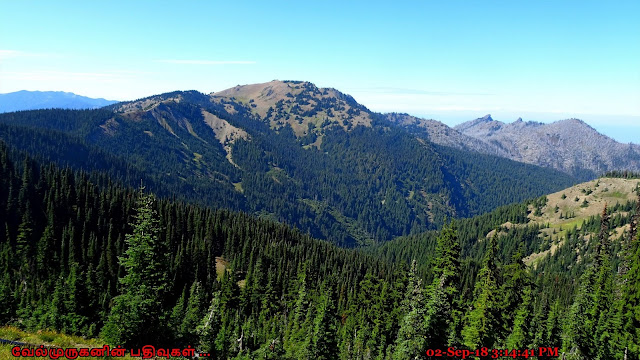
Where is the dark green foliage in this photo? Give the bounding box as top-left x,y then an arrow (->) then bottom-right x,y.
564,205 -> 617,359
102,188 -> 169,346
0,142 -> 405,357
603,170 -> 640,179
501,251 -> 534,349
424,222 -> 462,349
532,196 -> 547,216
617,194 -> 640,358
461,233 -> 501,349
393,260 -> 427,359
1,138 -> 639,359
310,283 -> 339,360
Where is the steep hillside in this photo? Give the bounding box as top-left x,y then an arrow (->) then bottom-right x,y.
521,177 -> 639,266
455,115 -> 640,178
371,175 -> 640,274
368,174 -> 640,358
0,144 -> 404,355
387,112 -> 640,180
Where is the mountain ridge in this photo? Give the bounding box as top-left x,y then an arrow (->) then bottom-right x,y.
0,81 -> 578,245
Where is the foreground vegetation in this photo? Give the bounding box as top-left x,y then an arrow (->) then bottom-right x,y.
0,326 -> 138,360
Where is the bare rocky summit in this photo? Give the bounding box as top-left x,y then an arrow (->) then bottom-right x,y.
212,80 -> 372,145
388,112 -> 640,179
454,115 -> 640,178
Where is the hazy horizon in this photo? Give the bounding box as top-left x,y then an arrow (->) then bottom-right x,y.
1,86 -> 637,144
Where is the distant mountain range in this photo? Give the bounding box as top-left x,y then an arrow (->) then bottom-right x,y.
388,113 -> 640,179
0,90 -> 117,113
3,86 -> 637,182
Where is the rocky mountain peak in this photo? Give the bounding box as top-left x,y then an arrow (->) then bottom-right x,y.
455,116 -> 640,178
453,114 -> 506,137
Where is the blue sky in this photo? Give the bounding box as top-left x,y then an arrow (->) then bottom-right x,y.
1,1 -> 638,143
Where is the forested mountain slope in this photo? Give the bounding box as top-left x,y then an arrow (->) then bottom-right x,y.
368,174 -> 640,359
0,142 -> 404,358
2,143 -> 639,359
0,81 -> 577,245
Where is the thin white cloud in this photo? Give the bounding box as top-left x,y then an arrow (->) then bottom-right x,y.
4,70 -> 133,83
156,59 -> 256,65
0,49 -> 63,60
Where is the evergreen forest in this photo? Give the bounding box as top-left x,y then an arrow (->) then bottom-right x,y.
2,138 -> 640,359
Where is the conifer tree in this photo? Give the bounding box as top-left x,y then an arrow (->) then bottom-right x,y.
619,194 -> 640,358
545,300 -> 562,349
170,285 -> 188,340
461,232 -> 501,351
181,280 -> 207,346
393,260 -> 426,360
500,248 -> 532,345
425,222 -> 461,349
505,285 -> 533,349
198,290 -> 222,355
565,204 -> 613,359
15,208 -> 34,271
101,187 -> 169,346
311,282 -> 339,360
36,216 -> 55,276
286,264 -> 312,358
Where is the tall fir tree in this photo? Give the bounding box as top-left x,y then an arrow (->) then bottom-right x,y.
461,232 -> 501,352
618,193 -> 640,358
393,260 -> 426,360
424,222 -> 462,349
501,248 -> 533,347
101,187 -> 169,346
565,204 -> 614,359
311,281 -> 339,360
